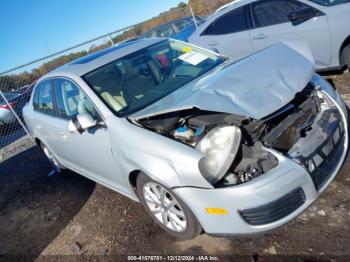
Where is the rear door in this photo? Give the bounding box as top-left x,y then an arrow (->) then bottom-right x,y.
190,6 -> 254,61
249,0 -> 331,68
31,79 -> 72,163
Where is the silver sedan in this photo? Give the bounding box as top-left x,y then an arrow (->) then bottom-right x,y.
23,39 -> 348,239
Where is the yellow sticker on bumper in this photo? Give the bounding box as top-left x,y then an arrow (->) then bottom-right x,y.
205,208 -> 229,215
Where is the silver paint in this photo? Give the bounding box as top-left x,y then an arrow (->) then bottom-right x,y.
23,39 -> 348,235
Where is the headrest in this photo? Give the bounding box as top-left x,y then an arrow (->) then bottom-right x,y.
122,63 -> 139,80
89,70 -> 112,83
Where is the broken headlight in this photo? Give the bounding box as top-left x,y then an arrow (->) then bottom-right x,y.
196,126 -> 241,184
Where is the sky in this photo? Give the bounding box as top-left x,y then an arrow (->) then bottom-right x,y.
0,0 -> 184,73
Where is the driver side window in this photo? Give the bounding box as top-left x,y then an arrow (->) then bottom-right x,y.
251,0 -> 313,28
54,78 -> 99,120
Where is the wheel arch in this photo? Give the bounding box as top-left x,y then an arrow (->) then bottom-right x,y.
128,167 -> 181,191
129,169 -> 142,190
339,35 -> 350,67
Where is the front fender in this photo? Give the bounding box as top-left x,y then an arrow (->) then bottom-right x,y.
121,149 -> 183,188
118,145 -> 213,189
107,116 -> 213,189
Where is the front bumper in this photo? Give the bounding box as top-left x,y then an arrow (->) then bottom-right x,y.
173,87 -> 349,235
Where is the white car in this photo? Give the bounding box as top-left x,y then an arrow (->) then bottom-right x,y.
189,0 -> 350,71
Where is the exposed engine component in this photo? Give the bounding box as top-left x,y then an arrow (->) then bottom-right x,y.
139,109 -> 279,187
140,109 -> 246,139
238,169 -> 256,183
137,84 -> 325,187
140,113 -> 181,135
218,142 -> 278,187
263,96 -> 319,152
222,173 -> 239,185
173,127 -> 195,142
262,86 -> 325,153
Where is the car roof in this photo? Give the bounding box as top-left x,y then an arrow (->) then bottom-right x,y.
42,38 -> 165,79
215,0 -> 244,13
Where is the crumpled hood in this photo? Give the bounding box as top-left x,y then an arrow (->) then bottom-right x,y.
131,43 -> 315,120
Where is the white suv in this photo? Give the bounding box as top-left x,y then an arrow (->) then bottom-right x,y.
189,0 -> 350,71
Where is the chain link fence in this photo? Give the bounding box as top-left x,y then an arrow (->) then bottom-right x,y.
0,5 -> 208,163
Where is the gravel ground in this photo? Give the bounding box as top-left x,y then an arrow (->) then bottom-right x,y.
0,72 -> 349,261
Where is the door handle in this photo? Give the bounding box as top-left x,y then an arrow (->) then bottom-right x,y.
252,33 -> 269,40
207,41 -> 218,46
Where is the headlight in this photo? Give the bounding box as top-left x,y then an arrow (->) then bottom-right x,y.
196,126 -> 241,184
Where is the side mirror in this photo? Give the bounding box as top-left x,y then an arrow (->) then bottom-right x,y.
68,113 -> 97,134
288,7 -> 319,26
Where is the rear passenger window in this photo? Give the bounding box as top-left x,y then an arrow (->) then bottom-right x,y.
202,7 -> 248,35
251,0 -> 309,28
33,81 -> 55,115
55,78 -> 99,120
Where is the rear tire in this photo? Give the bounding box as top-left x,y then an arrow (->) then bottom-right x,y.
136,173 -> 202,240
40,142 -> 64,173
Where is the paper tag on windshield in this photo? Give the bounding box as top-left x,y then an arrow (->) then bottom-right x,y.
178,51 -> 208,66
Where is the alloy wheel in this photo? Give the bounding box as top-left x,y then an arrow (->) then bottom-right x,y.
143,182 -> 187,232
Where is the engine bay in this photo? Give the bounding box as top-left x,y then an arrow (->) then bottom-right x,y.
135,84 -> 335,187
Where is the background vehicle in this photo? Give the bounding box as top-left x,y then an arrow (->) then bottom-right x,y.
0,92 -> 27,131
23,39 -> 348,239
139,16 -> 205,42
16,81 -> 36,101
189,0 -> 350,71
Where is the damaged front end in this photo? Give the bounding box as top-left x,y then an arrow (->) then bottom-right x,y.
133,107 -> 279,187
263,85 -> 345,190
132,78 -> 346,189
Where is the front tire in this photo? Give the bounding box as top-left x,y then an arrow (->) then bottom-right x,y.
341,44 -> 350,69
136,173 -> 202,240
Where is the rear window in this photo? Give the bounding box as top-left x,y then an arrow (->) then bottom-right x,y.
202,7 -> 248,35
308,0 -> 349,5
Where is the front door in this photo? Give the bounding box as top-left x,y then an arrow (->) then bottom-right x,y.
249,0 -> 331,68
53,78 -> 126,191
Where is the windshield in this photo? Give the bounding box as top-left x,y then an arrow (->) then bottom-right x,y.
83,40 -> 223,117
308,0 -> 349,6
